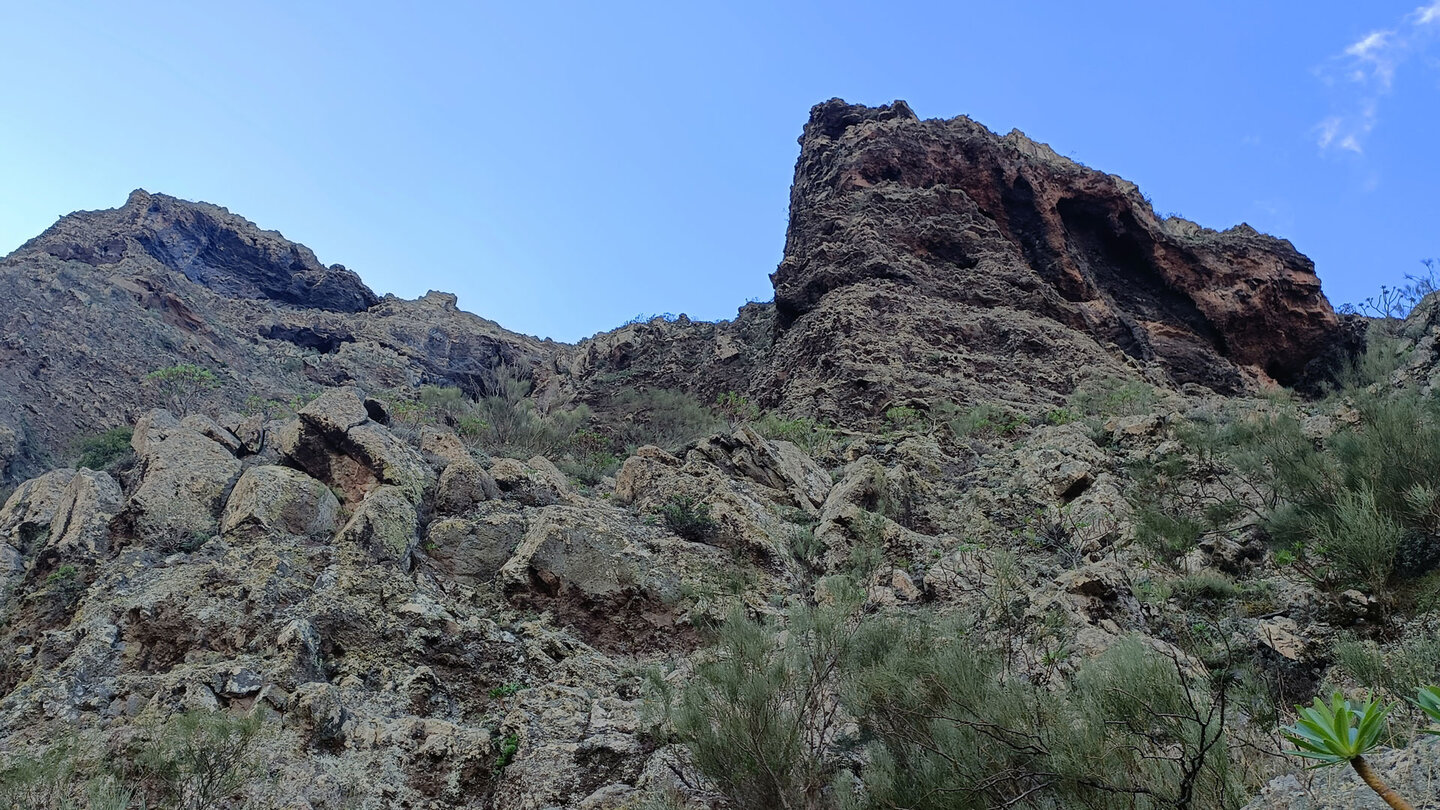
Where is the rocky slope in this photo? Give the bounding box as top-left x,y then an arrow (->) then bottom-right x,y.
0,190 -> 546,484
2,99 -> 1417,810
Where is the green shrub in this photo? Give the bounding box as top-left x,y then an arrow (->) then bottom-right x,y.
937,402 -> 1026,440
1335,633 -> 1440,707
654,585 -> 1246,810
883,405 -> 924,431
493,733 -> 520,776
75,427 -> 133,471
753,413 -> 836,455
45,564 -> 84,605
134,709 -> 264,810
716,391 -> 759,428
651,579 -> 879,810
614,388 -> 722,451
1069,376 -> 1157,417
143,363 -> 221,415
658,495 -> 717,541
1225,389 -> 1440,596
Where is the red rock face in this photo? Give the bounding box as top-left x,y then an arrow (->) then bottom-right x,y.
770,99 -> 1340,401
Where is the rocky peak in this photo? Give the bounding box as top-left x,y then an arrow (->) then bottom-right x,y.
771,99 -> 1340,399
8,189 -> 379,313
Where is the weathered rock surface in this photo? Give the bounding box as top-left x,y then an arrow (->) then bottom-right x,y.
760,99 -> 1341,420
277,388 -> 433,503
220,465 -> 340,539
0,193 -> 546,485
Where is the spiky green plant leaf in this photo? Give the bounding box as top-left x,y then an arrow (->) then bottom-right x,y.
1412,686 -> 1440,734
1282,692 -> 1389,768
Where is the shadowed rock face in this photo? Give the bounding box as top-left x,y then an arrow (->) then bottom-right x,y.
11,189 -> 379,313
768,99 -> 1340,407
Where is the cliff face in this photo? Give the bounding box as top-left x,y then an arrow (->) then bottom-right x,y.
0,192 -> 544,482
762,99 -> 1339,417
12,189 -> 379,313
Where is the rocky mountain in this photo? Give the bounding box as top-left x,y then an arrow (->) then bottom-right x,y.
2,100 -> 1432,810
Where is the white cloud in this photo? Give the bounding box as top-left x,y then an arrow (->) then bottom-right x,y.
1315,6 -> 1440,157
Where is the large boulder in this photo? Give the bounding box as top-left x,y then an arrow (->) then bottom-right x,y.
686,425 -> 831,513
498,504 -> 722,649
124,413 -> 242,542
0,469 -> 77,594
276,388 -> 432,503
434,458 -> 499,516
336,485 -> 419,565
220,465 -> 340,539
422,502 -> 527,584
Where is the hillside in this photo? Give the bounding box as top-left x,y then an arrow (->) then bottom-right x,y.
2,100 -> 1437,810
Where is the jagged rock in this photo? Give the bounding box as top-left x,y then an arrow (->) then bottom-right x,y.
423,503 -> 527,584
434,458 -> 500,516
614,445 -> 799,562
179,414 -> 243,455
20,189 -> 379,312
0,469 -> 77,594
290,682 -> 350,747
277,388 -> 433,503
686,425 -> 831,512
218,412 -> 265,455
220,465 -> 340,539
1256,616 -> 1308,662
760,98 -> 1340,423
490,457 -> 571,507
498,504 -> 718,649
124,423 -> 242,541
0,424 -> 16,481
336,485 -> 418,564
46,469 -> 124,559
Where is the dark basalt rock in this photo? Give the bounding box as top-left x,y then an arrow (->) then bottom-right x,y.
12,189 -> 379,313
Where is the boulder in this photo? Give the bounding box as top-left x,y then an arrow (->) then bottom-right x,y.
47,469 -> 124,558
686,425 -> 831,512
423,503 -> 527,584
490,457 -> 571,507
131,409 -> 181,456
419,426 -> 470,467
125,426 -> 242,541
277,388 -> 433,503
220,465 -> 340,539
218,412 -> 266,455
336,485 -> 418,564
434,458 -> 500,516
179,414 -> 243,455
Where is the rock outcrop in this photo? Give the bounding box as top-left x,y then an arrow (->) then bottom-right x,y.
761,99 -> 1341,418
13,189 -> 378,312
0,194 -> 546,484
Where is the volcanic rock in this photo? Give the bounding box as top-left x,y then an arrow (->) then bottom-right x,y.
761,99 -> 1340,419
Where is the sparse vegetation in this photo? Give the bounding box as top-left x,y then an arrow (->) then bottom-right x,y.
613,387 -> 722,451
0,709 -> 263,810
75,427 -> 133,471
143,363 -> 221,415
658,494 -> 717,541
651,578 -> 1247,810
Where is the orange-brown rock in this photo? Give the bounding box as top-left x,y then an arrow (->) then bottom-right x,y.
765,99 -> 1340,415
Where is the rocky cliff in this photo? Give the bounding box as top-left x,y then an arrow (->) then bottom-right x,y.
0,100 -> 1405,810
0,191 -> 546,483
759,99 -> 1339,421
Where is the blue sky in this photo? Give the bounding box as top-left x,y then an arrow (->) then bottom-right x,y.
1,2 -> 1436,342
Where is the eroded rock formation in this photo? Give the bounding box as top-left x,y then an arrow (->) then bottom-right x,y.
763,99 -> 1340,417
